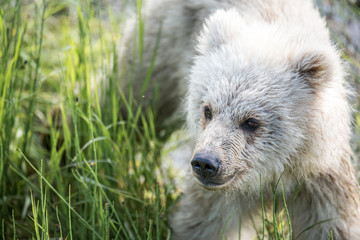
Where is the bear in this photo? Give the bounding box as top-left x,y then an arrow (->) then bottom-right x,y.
119,0 -> 360,239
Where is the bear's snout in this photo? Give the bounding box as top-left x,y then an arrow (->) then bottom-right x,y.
191,152 -> 220,178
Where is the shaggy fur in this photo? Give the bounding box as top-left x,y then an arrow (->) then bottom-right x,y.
121,0 -> 360,239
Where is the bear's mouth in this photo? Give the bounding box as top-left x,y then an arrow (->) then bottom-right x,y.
193,173 -> 238,190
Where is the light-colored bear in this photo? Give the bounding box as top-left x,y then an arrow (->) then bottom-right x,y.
120,0 -> 360,239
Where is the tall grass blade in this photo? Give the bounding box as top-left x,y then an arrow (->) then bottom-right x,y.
12,210 -> 15,240
295,218 -> 334,240
30,190 -> 40,240
2,219 -> 4,240
139,26 -> 162,98
56,206 -> 63,240
260,174 -> 265,240
281,182 -> 292,239
220,208 -> 239,240
136,0 -> 144,63
23,0 -> 46,152
0,138 -> 3,185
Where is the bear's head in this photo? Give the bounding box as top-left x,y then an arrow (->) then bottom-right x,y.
186,9 -> 346,192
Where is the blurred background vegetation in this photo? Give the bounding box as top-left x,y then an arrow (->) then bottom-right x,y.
0,0 -> 359,239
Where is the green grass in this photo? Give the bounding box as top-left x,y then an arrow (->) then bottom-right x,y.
0,1 -> 177,239
0,0 -> 359,239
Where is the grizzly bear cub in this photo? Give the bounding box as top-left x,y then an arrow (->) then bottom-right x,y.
120,0 -> 360,239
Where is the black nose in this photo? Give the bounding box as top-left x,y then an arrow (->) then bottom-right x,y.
191,153 -> 220,178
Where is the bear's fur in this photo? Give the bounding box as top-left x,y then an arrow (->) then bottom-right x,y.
120,0 -> 360,239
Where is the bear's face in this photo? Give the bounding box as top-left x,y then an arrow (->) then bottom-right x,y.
188,51 -> 309,190
186,32 -> 335,191
186,9 -> 336,190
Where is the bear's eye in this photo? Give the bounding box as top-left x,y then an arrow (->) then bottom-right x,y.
204,106 -> 212,120
240,118 -> 260,132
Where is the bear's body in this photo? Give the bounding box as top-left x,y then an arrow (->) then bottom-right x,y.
121,0 -> 360,239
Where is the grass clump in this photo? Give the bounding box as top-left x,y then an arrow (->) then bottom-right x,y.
0,1 -> 177,239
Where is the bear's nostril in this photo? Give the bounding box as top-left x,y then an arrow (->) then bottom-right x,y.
191,153 -> 220,178
192,162 -> 201,171
205,163 -> 215,171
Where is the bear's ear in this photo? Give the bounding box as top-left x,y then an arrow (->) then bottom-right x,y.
291,51 -> 334,89
196,8 -> 242,55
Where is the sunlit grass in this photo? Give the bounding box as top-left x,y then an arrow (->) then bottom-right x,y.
0,1 -> 177,239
